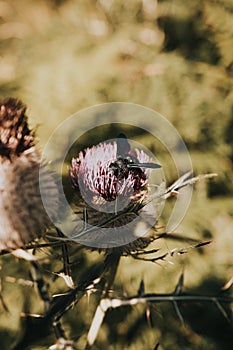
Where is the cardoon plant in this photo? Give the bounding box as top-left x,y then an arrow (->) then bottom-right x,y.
0,99 -> 226,350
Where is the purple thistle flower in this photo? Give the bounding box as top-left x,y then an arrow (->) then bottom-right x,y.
69,139 -> 157,253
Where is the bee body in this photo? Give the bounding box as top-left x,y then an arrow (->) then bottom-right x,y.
109,133 -> 161,181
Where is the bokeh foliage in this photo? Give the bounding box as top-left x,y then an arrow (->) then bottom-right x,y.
0,0 -> 233,349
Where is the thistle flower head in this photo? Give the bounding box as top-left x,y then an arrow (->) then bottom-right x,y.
0,97 -> 35,160
69,139 -> 157,253
0,98 -> 58,251
70,141 -> 150,209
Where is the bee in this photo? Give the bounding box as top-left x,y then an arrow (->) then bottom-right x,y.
109,133 -> 161,179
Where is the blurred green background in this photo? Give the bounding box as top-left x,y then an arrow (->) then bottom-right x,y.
0,0 -> 233,349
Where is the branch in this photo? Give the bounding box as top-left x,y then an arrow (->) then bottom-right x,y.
130,240 -> 211,263
86,291 -> 233,347
45,172 -> 217,243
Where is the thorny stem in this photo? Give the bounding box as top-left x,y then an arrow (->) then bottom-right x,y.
10,250 -> 233,350
44,172 -> 217,243
85,252 -> 121,349
2,172 -> 221,349
99,293 -> 233,305
56,227 -> 74,287
86,293 -> 233,348
102,252 -> 121,297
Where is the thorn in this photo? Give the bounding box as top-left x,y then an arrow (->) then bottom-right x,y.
174,270 -> 184,295
137,279 -> 145,296
12,249 -> 39,261
214,299 -> 232,325
222,277 -> 233,291
146,304 -> 152,327
173,300 -> 185,325
86,289 -> 92,305
56,272 -> 75,289
195,241 -> 211,248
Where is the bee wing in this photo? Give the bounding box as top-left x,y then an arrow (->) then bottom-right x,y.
128,162 -> 161,169
117,133 -> 131,158
116,133 -> 161,169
